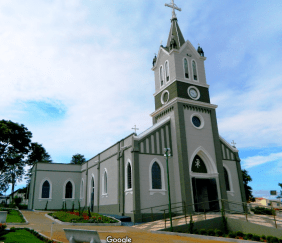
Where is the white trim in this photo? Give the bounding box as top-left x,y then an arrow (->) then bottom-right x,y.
183,57 -> 190,80
102,168 -> 108,196
191,59 -> 199,82
190,113 -> 205,130
219,136 -> 239,152
223,164 -> 233,193
187,86 -> 200,100
39,178 -> 52,199
159,65 -> 164,87
164,60 -> 170,83
150,97 -> 217,118
149,159 -> 166,195
135,116 -> 171,140
80,178 -> 84,199
125,159 -> 132,190
161,90 -> 170,105
63,179 -> 75,200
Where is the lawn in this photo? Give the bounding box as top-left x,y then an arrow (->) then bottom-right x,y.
6,210 -> 25,223
0,229 -> 46,243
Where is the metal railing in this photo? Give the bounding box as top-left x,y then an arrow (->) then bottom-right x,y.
132,199 -> 282,230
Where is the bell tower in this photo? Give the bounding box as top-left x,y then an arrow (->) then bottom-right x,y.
150,0 -> 229,212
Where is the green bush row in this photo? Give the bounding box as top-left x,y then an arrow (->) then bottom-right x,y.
251,206 -> 275,215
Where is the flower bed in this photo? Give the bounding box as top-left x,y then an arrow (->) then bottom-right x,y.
49,211 -> 118,224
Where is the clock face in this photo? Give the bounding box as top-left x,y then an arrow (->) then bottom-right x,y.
189,88 -> 198,98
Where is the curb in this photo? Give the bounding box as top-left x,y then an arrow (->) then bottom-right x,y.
151,231 -> 260,243
45,214 -> 122,226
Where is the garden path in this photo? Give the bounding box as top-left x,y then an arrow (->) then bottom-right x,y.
7,210 -> 225,243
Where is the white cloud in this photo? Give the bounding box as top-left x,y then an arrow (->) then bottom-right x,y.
242,152 -> 282,169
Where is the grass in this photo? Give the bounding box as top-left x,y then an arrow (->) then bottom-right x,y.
6,210 -> 25,223
0,229 -> 46,243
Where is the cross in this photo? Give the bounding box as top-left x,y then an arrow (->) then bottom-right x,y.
160,40 -> 163,46
132,125 -> 139,134
231,140 -> 236,147
165,0 -> 181,19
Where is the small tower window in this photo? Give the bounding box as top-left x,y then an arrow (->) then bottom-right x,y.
160,66 -> 164,86
192,60 -> 197,80
184,58 -> 189,79
165,61 -> 169,82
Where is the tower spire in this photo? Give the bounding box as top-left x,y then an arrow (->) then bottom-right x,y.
165,0 -> 181,19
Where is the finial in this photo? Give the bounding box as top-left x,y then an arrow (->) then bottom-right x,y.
132,125 -> 139,134
165,0 -> 181,19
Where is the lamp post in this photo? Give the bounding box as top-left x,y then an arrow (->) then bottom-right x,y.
164,148 -> 173,232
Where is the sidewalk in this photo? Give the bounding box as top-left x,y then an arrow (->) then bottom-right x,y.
7,210 -> 227,243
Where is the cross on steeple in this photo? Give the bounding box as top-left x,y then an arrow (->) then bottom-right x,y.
165,0 -> 181,19
231,140 -> 237,148
132,125 -> 139,134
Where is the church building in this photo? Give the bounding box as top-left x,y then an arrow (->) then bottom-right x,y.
28,1 -> 246,222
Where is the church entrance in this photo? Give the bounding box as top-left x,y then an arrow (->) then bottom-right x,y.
192,177 -> 220,212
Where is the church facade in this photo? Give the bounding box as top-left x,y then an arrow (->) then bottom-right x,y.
28,5 -> 246,222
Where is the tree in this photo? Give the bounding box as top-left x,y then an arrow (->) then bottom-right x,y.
276,183 -> 282,201
0,120 -> 32,197
70,154 -> 86,165
242,169 -> 255,202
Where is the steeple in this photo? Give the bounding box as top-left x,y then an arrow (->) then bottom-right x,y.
165,0 -> 185,50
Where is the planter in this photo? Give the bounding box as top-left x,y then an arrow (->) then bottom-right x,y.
0,211 -> 8,223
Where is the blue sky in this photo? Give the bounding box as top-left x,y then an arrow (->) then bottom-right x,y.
1,0 -> 282,199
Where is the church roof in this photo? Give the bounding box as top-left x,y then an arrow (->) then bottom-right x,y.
166,18 -> 185,50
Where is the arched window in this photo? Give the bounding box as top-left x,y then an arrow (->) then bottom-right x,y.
127,163 -> 132,189
42,180 -> 50,198
152,162 -> 162,189
80,179 -> 84,199
223,167 -> 230,191
192,60 -> 197,80
160,66 -> 164,86
165,61 -> 169,82
65,181 -> 73,198
103,171 -> 108,194
184,58 -> 189,79
191,155 -> 207,173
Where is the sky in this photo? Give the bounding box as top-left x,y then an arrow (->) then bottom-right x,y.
1,0 -> 282,199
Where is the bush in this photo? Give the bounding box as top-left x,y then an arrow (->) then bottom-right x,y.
246,233 -> 253,239
251,206 -> 274,215
18,204 -> 28,210
0,223 -> 7,231
272,237 -> 279,243
262,235 -> 266,240
207,229 -> 215,236
199,229 -> 207,235
215,229 -> 223,236
9,227 -> 16,232
252,234 -> 260,241
13,196 -> 23,206
228,232 -> 236,238
236,231 -> 244,237
193,229 -> 199,235
267,236 -> 274,242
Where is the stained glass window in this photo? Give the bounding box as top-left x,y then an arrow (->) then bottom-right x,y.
42,180 -> 50,198
184,58 -> 189,78
192,60 -> 197,80
65,181 -> 72,198
152,162 -> 162,189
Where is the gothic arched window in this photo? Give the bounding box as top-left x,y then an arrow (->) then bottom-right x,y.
223,167 -> 230,191
42,180 -> 50,198
165,61 -> 170,82
152,162 -> 162,189
80,179 -> 84,199
65,181 -> 73,198
192,60 -> 198,80
184,58 -> 189,79
160,66 -> 164,86
191,155 -> 207,173
127,163 -> 132,189
103,171 -> 108,194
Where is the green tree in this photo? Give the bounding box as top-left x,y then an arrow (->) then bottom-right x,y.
0,120 -> 32,197
70,153 -> 86,165
242,169 -> 255,202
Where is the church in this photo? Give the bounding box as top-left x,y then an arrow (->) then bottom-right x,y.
28,1 -> 246,222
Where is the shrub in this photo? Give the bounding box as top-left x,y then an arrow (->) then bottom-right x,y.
13,196 -> 23,206
193,229 -> 199,235
252,206 -> 274,215
207,229 -> 215,236
228,232 -> 236,238
18,204 -> 28,210
9,227 -> 16,232
199,229 -> 207,235
267,236 -> 274,242
272,237 -> 279,243
252,235 -> 260,241
262,235 -> 266,240
236,231 -> 244,237
0,224 -> 7,231
246,233 -> 253,239
215,229 -> 223,236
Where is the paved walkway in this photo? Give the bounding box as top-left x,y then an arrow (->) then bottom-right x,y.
7,211 -> 227,243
